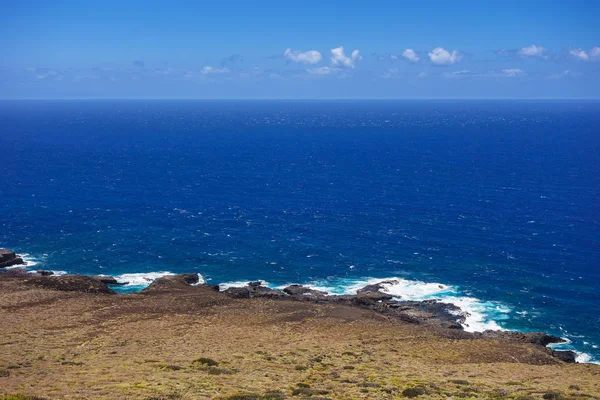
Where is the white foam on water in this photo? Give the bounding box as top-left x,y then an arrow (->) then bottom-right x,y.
101,272 -> 205,293
219,280 -> 270,290
113,271 -> 176,288
438,296 -> 506,332
575,352 -> 596,364
549,337 -> 600,365
3,265 -> 26,270
18,253 -> 40,267
25,270 -> 68,276
296,276 -> 508,333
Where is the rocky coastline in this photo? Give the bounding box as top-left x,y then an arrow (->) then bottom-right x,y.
1,248 -> 599,399
0,248 -> 578,365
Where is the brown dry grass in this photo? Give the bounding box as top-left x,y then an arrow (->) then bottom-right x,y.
0,279 -> 599,399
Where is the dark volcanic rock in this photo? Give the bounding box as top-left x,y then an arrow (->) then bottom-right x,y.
227,281 -> 287,299
89,275 -> 125,285
552,350 -> 577,363
141,274 -> 200,293
200,284 -> 220,292
353,280 -> 397,303
356,291 -> 393,302
223,287 -> 251,299
0,267 -> 29,278
249,285 -> 286,299
357,280 -> 399,295
283,284 -> 328,299
36,270 -> 55,276
443,322 -> 464,329
0,249 -> 25,269
480,331 -> 565,347
23,275 -> 115,294
398,300 -> 465,323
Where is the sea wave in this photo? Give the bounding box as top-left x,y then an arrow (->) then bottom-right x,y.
219,280 -> 270,290
10,253 -> 65,275
112,271 -> 204,290
548,337 -> 598,364
17,253 -> 42,267
296,277 -> 508,332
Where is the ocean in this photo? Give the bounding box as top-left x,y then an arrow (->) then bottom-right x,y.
1,100 -> 598,362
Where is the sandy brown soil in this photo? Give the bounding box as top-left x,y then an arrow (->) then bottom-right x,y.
0,277 -> 599,400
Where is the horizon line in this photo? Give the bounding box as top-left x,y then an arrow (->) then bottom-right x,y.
1,97 -> 600,101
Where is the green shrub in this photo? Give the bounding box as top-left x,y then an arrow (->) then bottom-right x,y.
402,386 -> 426,398
205,366 -> 237,375
158,364 -> 184,371
192,357 -> 218,366
543,391 -> 563,400
221,391 -> 284,400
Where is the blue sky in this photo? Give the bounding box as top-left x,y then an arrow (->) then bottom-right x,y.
1,0 -> 599,98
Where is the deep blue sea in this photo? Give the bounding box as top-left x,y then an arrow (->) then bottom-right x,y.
1,100 -> 598,362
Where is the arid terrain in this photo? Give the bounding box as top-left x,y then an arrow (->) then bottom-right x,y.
1,272 -> 599,400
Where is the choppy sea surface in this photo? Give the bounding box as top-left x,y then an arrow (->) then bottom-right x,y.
1,100 -> 598,362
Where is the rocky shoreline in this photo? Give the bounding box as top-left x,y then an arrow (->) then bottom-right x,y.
0,248 -> 579,364
0,249 -> 25,269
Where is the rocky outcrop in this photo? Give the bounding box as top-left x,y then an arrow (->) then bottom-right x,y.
222,281 -> 287,299
89,275 -> 127,285
0,268 -> 56,279
356,291 -> 394,301
356,280 -> 399,296
219,280 -> 465,329
552,350 -> 577,363
0,267 -> 29,278
479,331 -> 565,347
22,275 -> 115,294
248,284 -> 286,299
223,287 -> 251,299
0,249 -> 24,269
283,284 -> 328,299
141,273 -> 200,293
202,284 -> 220,292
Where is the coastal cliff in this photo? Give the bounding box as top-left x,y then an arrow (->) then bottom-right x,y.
1,261 -> 599,399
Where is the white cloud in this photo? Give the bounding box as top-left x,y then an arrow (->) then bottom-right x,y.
330,46 -> 362,68
550,69 -> 581,79
283,48 -> 322,64
428,47 -> 461,65
518,44 -> 546,58
402,49 -> 419,62
569,47 -> 600,61
201,66 -> 230,74
307,66 -> 341,75
443,69 -> 471,78
569,48 -> 589,61
501,68 -> 525,77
